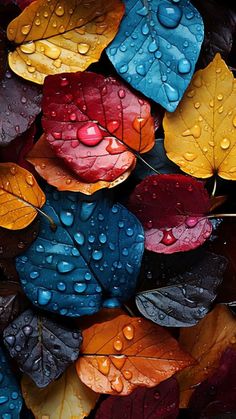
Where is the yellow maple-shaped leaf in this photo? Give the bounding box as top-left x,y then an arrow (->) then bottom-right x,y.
164,54 -> 236,180
0,163 -> 45,230
21,365 -> 99,419
7,0 -> 124,84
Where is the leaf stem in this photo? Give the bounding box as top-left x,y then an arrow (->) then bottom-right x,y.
211,177 -> 217,197
207,213 -> 236,219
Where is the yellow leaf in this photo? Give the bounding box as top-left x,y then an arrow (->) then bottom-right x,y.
177,305 -> 236,407
164,54 -> 236,180
21,365 -> 99,419
7,0 -> 124,84
0,163 -> 45,230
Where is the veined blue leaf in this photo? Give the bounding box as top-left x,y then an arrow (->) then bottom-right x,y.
16,188 -> 144,317
106,0 -> 204,111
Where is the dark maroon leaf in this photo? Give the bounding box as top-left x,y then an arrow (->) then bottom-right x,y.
189,348 -> 236,418
0,69 -> 42,146
0,218 -> 39,281
193,0 -> 236,67
0,31 -> 7,80
0,281 -> 29,333
95,377 -> 179,419
3,309 -> 82,388
136,252 -> 227,327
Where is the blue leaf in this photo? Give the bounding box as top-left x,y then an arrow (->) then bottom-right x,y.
0,347 -> 23,418
16,188 -> 144,317
106,0 -> 204,111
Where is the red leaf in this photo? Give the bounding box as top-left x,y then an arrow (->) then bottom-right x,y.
42,72 -> 154,184
189,348 -> 236,418
95,377 -> 179,419
129,174 -> 212,254
0,125 -> 35,171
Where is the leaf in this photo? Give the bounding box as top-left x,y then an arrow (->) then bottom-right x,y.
76,311 -> 194,395
21,365 -> 99,419
188,347 -> 236,418
3,308 -> 82,387
27,134 -> 136,195
164,54 -> 236,180
106,0 -> 204,112
177,305 -> 236,407
128,174 -> 212,254
132,138 -> 179,180
0,346 -> 23,418
0,218 -> 39,281
136,252 -> 227,327
193,0 -> 236,67
95,377 -> 179,419
0,163 -> 46,230
16,187 -> 144,316
0,282 -> 29,333
0,69 -> 41,146
7,0 -> 124,84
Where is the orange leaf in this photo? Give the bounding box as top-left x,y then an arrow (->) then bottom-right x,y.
177,305 -> 236,407
0,163 -> 45,229
27,135 -> 136,195
76,312 -> 194,395
7,0 -> 124,84
164,54 -> 236,180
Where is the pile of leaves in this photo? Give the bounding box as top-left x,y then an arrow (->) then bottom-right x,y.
0,0 -> 236,418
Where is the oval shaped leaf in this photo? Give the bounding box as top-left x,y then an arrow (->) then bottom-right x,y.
76,311 -> 194,395
16,187 -> 144,316
106,0 -> 204,112
164,54 -> 236,180
0,163 -> 46,230
7,0 -> 124,84
3,309 -> 82,387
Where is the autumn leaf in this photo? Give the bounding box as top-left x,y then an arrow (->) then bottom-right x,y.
27,134 -> 136,195
21,365 -> 99,419
76,311 -> 194,395
177,305 -> 236,407
7,0 -> 124,84
164,54 -> 236,180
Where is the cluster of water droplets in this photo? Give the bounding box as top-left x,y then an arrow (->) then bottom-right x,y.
0,348 -> 22,419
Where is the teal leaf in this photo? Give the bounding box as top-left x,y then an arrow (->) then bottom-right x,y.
16,188 -> 144,317
106,0 -> 204,111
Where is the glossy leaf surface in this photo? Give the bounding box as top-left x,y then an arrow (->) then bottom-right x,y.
129,174 -> 212,253
21,365 -> 99,419
136,252 -> 227,327
7,0 -> 124,84
76,312 -> 194,395
16,187 -> 144,316
95,377 -> 179,419
107,0 -> 204,112
164,54 -> 236,180
177,305 -> 236,407
0,347 -> 23,418
3,309 -> 82,387
27,134 -> 136,195
0,282 -> 29,332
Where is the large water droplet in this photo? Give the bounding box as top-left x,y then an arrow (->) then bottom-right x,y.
44,45 -> 61,60
164,83 -> 179,102
136,6 -> 148,16
99,233 -> 107,244
185,217 -> 198,228
92,250 -> 103,261
136,64 -> 146,76
178,58 -> 191,74
36,244 -> 45,253
74,232 -> 85,246
23,325 -> 33,336
119,64 -> 128,74
4,336 -> 15,346
21,24 -> 31,35
77,123 -> 103,146
141,23 -> 149,35
157,3 -> 182,28
182,125 -> 201,139
97,357 -> 110,375
20,41 -> 36,54
30,271 -> 39,279
55,5 -> 64,16
113,338 -> 123,351
161,229 -> 177,246
0,396 -> 9,404
60,210 -> 74,226
57,261 -> 75,273
123,324 -> 134,340
111,376 -> 124,393
123,370 -> 133,380
78,43 -> 90,54
148,40 -> 158,53
107,120 -> 120,133
57,281 -> 66,291
220,138 -> 230,150
74,282 -> 87,293
184,152 -> 197,161
132,116 -> 146,133
37,289 -> 52,305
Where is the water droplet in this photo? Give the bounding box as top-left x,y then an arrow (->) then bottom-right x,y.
164,83 -> 179,102
73,232 -> 85,246
141,23 -> 149,35
136,64 -> 146,76
232,115 -> 236,128
194,102 -> 200,109
55,5 -> 64,16
10,165 -> 16,175
21,25 -> 31,35
78,43 -> 90,54
20,41 -> 36,54
137,6 -> 148,16
118,89 -> 126,99
126,228 -> 134,237
119,64 -> 128,74
37,289 -> 52,305
148,40 -> 158,53
185,217 -> 198,228
77,123 -> 103,146
123,370 -> 132,380
99,233 -> 107,244
91,249 -> 103,261
57,261 -> 75,273
111,376 -> 124,393
74,282 -> 87,293
23,325 -> 33,336
97,357 -> 110,375
209,99 -> 214,108
113,338 -> 123,351
107,120 -> 120,133
182,125 -> 201,138
103,297 -> 120,308
132,116 -> 146,133
161,229 -> 177,246
4,336 -> 15,346
184,152 -> 197,161
44,44 -> 61,60
123,324 -> 134,340
0,396 -> 9,404
36,244 -> 44,253
60,210 -> 74,226
35,18 -> 41,26
30,271 -> 39,279
154,391 -> 160,399
178,58 -> 191,74
220,138 -> 230,150
57,281 -> 66,291
157,3 -> 182,28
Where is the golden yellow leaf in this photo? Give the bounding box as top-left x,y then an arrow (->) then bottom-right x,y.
21,366 -> 99,419
177,305 -> 236,408
164,54 -> 236,180
0,163 -> 45,230
7,0 -> 124,84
